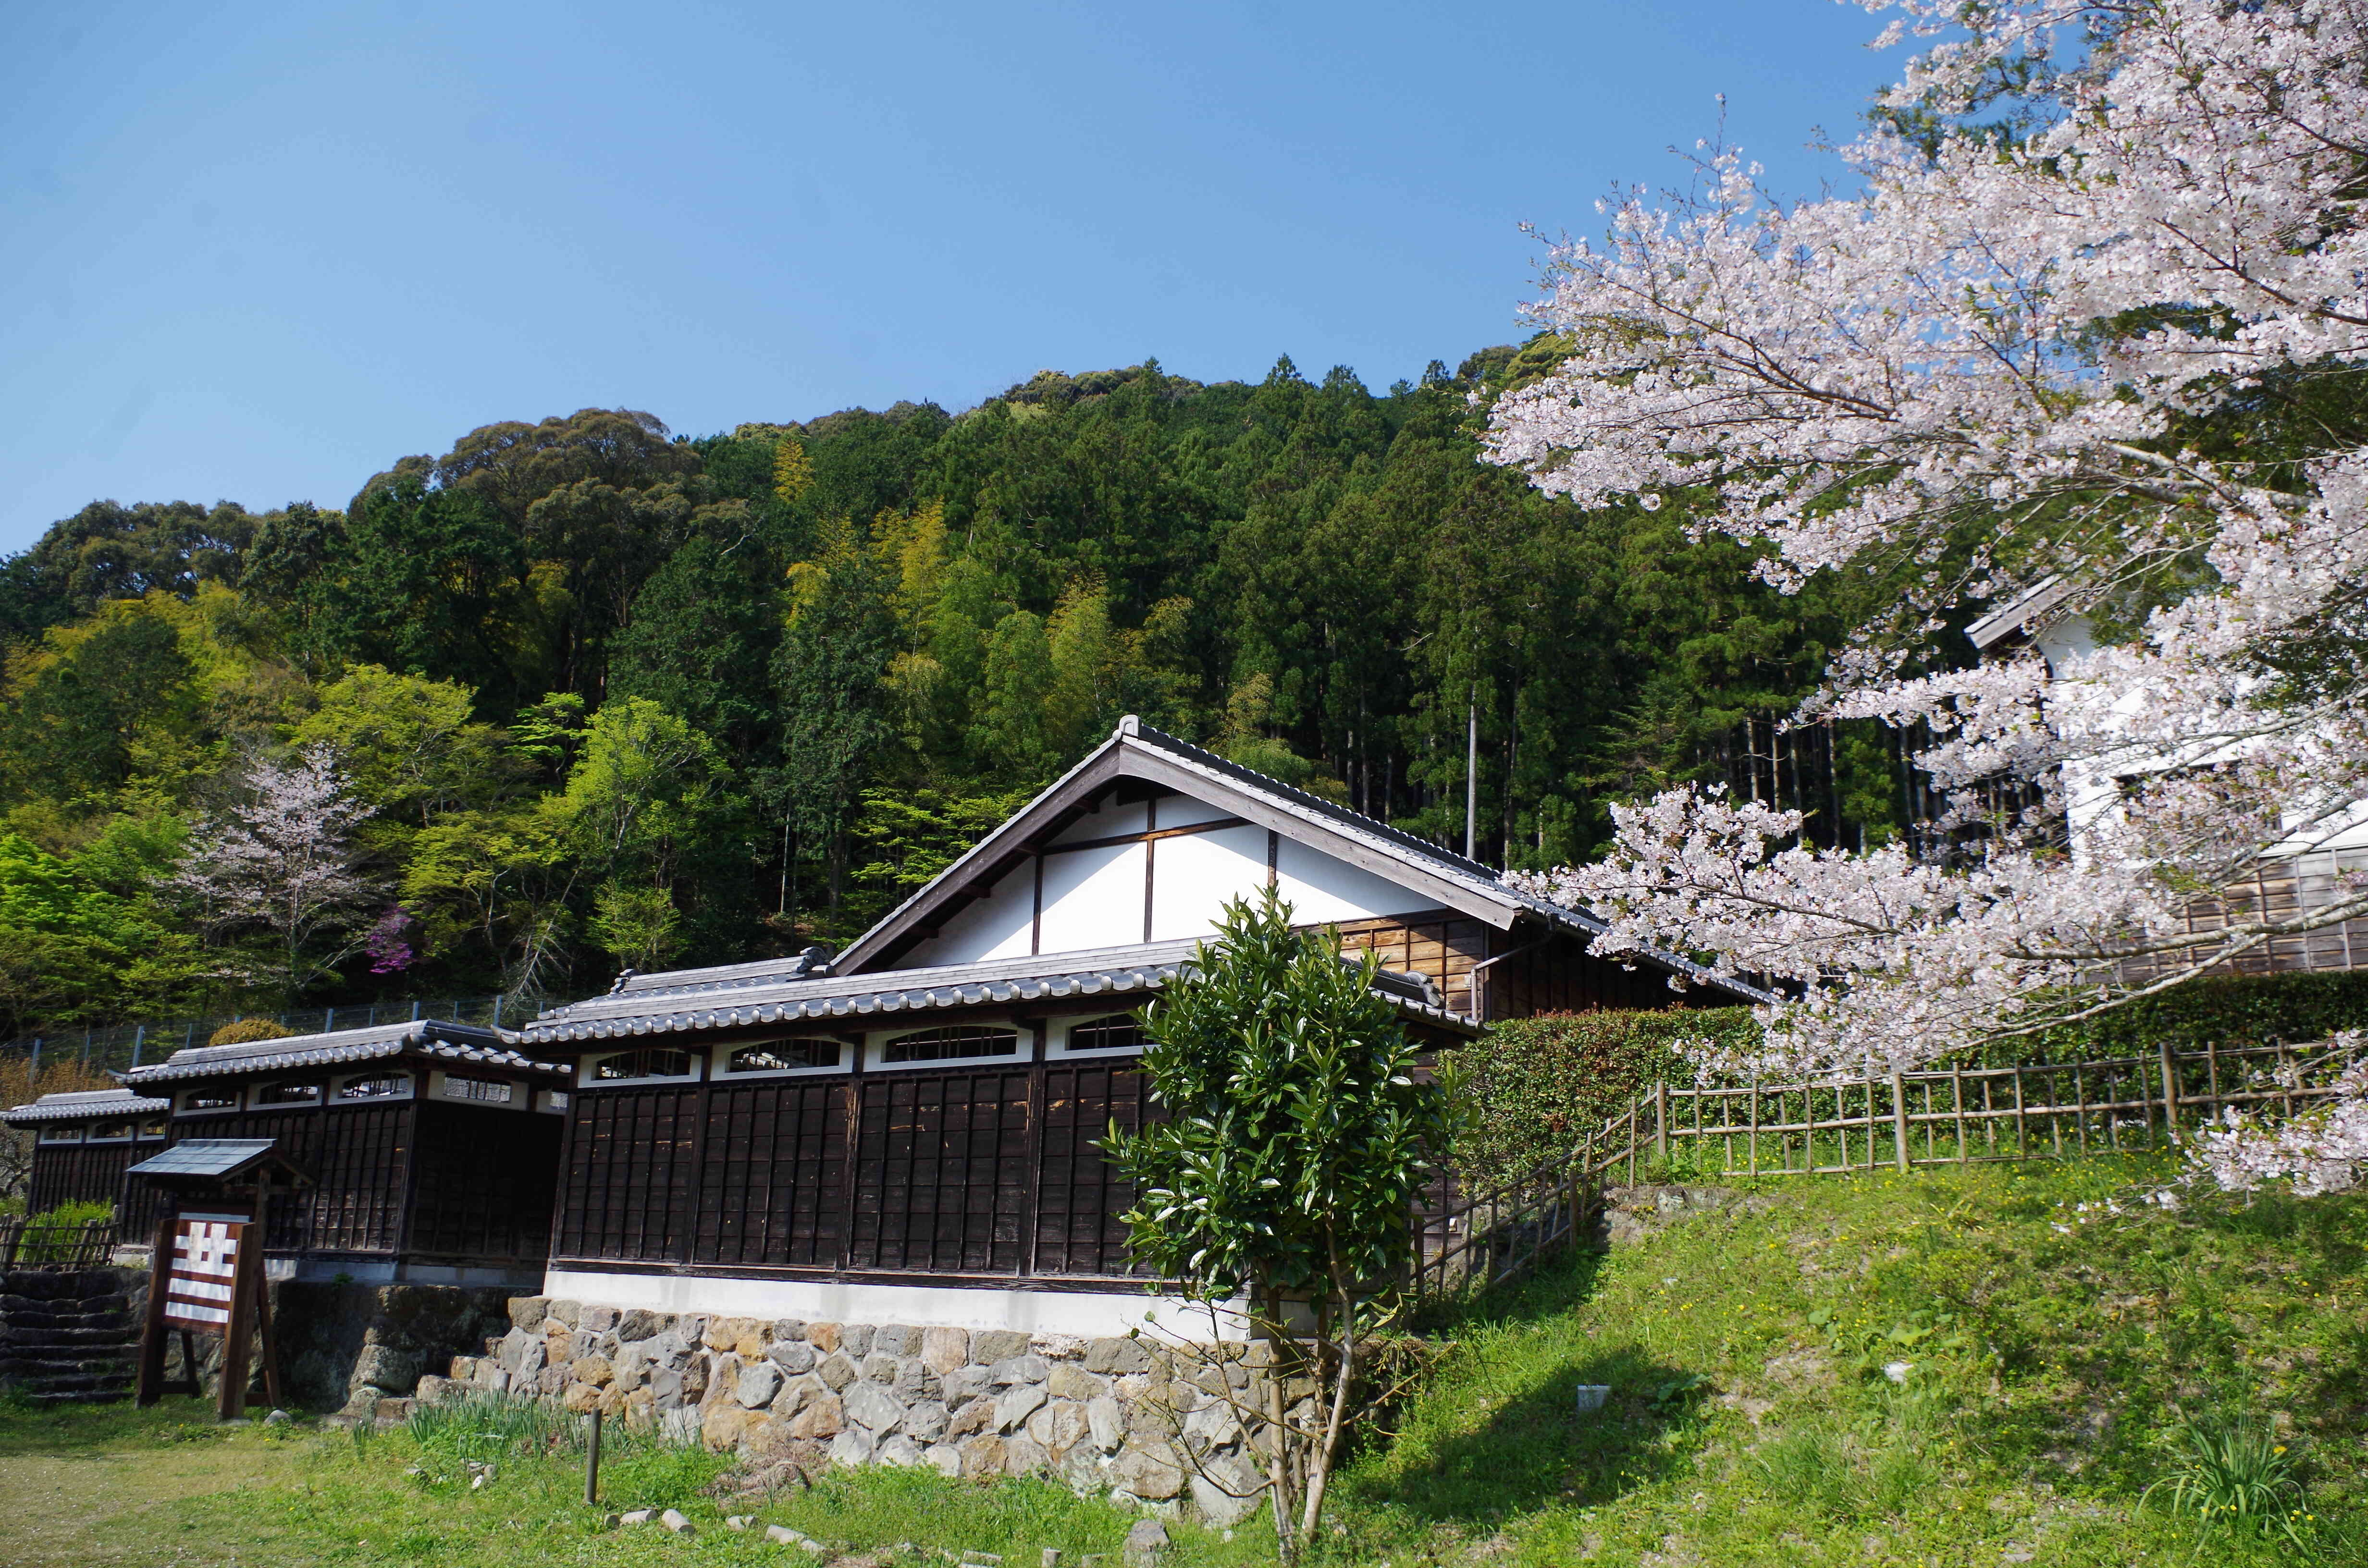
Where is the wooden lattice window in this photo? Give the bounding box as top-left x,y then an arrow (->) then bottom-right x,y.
183,1089 -> 239,1112
87,1119 -> 134,1142
1062,1015 -> 1144,1053
137,1117 -> 168,1139
254,1080 -> 323,1106
880,1026 -> 1020,1065
442,1075 -> 514,1104
336,1073 -> 411,1101
37,1125 -> 83,1144
725,1038 -> 843,1074
592,1048 -> 696,1082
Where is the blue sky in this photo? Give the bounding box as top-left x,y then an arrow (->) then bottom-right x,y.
1,1 -> 1889,553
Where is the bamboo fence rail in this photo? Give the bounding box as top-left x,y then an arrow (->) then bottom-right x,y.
1407,1039 -> 2345,1307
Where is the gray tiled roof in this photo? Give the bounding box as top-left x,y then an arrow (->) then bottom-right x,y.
1,1088 -> 172,1126
816,717 -> 1769,1004
521,938 -> 1476,1046
123,1019 -> 567,1085
126,1139 -> 285,1179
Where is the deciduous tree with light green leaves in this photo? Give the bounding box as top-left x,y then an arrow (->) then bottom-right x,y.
1106,884 -> 1464,1564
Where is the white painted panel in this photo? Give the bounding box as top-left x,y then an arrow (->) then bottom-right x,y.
900,861 -> 1035,966
1048,799 -> 1146,845
1150,824 -> 1270,941
1273,835 -> 1429,925
1036,841 -> 1147,954
1153,792 -> 1235,829
543,1267 -> 1248,1339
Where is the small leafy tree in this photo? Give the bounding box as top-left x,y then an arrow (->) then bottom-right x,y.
1107,884 -> 1462,1563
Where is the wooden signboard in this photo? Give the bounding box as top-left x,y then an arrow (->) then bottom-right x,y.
136,1209 -> 282,1418
126,1138 -> 305,1419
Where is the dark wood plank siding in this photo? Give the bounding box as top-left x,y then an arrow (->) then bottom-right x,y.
1480,931 -> 1691,1019
28,1139 -> 143,1214
849,1070 -> 1034,1274
164,1102 -> 414,1254
695,1078 -> 850,1269
1332,911 -> 1493,1016
1034,1061 -> 1151,1277
555,1085 -> 701,1262
408,1101 -> 562,1264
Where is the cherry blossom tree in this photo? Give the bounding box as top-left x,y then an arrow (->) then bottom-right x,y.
173,745 -> 380,997
1491,1 -> 2368,1183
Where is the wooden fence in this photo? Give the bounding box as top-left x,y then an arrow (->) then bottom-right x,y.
1602,1040 -> 2343,1180
1407,1038 -> 2347,1307
0,1216 -> 118,1270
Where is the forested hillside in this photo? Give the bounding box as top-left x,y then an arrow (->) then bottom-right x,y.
0,348 -> 1907,1033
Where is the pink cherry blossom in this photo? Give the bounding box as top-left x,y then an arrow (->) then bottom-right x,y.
1492,1 -> 2368,1190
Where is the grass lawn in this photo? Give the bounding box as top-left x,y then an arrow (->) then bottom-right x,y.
2,1153 -> 2361,1566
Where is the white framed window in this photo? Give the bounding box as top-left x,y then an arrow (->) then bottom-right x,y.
334,1071 -> 414,1102
250,1079 -> 323,1109
535,1089 -> 570,1116
714,1036 -> 846,1078
582,1047 -> 702,1087
180,1087 -> 240,1115
431,1071 -> 517,1106
1054,1013 -> 1147,1055
137,1116 -> 168,1140
868,1023 -> 1026,1071
37,1124 -> 84,1144
87,1119 -> 135,1142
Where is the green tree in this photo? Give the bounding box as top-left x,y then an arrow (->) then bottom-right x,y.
770,527 -> 899,921
1107,886 -> 1464,1562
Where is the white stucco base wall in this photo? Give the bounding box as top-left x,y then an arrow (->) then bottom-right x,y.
540,1268 -> 1246,1340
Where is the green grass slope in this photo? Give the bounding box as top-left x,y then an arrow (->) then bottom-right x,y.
1334,1155 -> 2368,1566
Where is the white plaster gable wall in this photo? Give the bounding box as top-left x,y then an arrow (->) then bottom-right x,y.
898,784 -> 1438,967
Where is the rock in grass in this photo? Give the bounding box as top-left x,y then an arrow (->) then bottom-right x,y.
660,1508 -> 694,1534
726,1515 -> 752,1531
1043,1553 -> 1063,1568
766,1522 -> 829,1552
1122,1519 -> 1170,1568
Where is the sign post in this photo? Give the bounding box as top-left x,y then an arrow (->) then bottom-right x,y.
126,1139 -> 307,1420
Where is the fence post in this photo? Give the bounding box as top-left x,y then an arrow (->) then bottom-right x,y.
2158,1039 -> 2181,1147
1890,1071 -> 1910,1172
1655,1082 -> 1670,1169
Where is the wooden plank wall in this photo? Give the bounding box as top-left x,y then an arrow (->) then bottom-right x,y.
553,1061 -> 1153,1281
152,1102 -> 415,1254
1332,911 -> 1492,1015
2121,847 -> 2368,982
28,1139 -> 145,1214
1478,931 -> 1693,1019
409,1101 -> 563,1264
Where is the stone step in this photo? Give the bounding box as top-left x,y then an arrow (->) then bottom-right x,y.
1,1335 -> 139,1355
0,1353 -> 140,1381
1,1308 -> 137,1332
1,1368 -> 133,1395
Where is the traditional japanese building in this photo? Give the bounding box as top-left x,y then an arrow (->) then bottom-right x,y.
3,1088 -> 172,1214
519,717 -> 1758,1334
114,1020 -> 571,1285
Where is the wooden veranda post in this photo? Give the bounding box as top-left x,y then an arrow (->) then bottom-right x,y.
134,1213 -> 175,1406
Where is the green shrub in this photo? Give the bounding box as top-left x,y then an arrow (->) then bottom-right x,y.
2010,970 -> 2368,1065
2140,1409 -> 2311,1547
1451,1008 -> 1758,1187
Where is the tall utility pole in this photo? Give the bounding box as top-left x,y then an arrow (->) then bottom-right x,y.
1465,690 -> 1479,861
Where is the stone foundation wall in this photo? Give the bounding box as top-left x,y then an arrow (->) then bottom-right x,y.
435,1296 -> 1282,1526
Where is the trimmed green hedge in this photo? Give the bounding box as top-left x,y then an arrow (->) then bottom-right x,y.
1451,1008 -> 1757,1188
1451,971 -> 2368,1188
2007,969 -> 2368,1063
